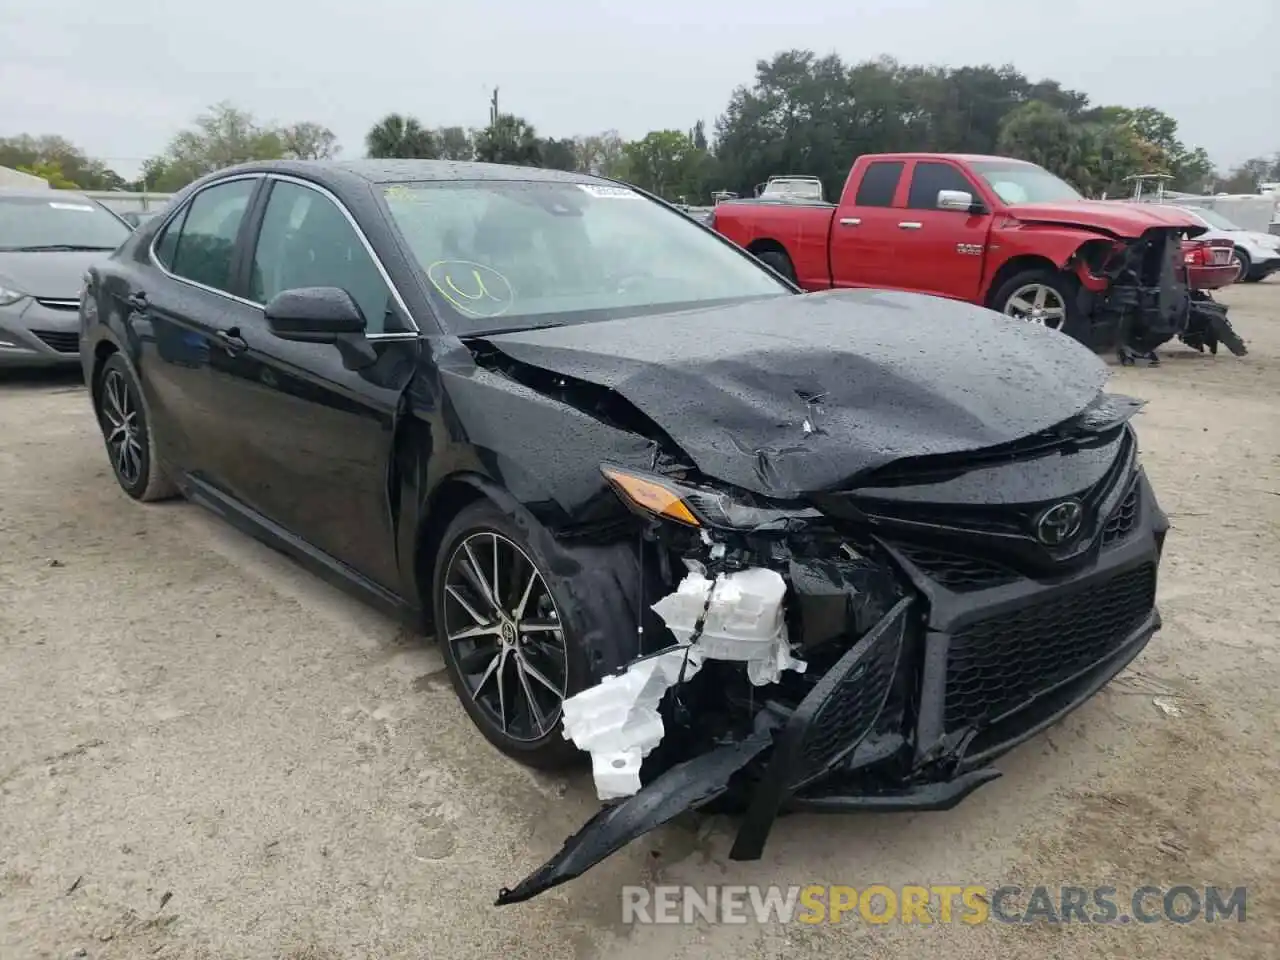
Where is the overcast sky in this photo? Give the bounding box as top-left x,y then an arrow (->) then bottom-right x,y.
4,0 -> 1276,180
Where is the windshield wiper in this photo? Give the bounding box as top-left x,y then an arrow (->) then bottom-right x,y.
0,244 -> 118,252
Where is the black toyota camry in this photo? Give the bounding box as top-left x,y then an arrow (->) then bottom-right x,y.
80,159 -> 1167,904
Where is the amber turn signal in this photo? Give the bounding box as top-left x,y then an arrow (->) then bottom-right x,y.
601,466 -> 701,527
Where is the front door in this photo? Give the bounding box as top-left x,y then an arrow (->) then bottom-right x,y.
207,177 -> 419,590
882,160 -> 992,301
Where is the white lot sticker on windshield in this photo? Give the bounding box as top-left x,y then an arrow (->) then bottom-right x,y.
577,184 -> 640,199
49,202 -> 95,212
426,260 -> 514,319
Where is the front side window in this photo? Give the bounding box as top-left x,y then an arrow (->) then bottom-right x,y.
166,178 -> 257,293
907,162 -> 981,210
0,195 -> 132,252
970,161 -> 1084,205
381,179 -> 790,335
251,180 -> 399,334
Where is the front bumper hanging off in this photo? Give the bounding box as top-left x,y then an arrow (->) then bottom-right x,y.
497,469 -> 1167,906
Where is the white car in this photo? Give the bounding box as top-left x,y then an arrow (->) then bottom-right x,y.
1178,205 -> 1280,283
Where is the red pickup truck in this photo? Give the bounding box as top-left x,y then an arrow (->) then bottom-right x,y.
710,153 -> 1237,354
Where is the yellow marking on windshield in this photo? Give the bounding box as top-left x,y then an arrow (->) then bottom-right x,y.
426,260 -> 515,319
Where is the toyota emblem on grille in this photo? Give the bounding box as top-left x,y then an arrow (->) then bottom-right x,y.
1035,500 -> 1084,546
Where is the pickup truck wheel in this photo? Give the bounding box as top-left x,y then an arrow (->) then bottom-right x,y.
755,249 -> 797,283
993,269 -> 1077,333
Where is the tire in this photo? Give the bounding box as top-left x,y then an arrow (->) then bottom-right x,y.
755,248 -> 797,284
93,353 -> 179,502
1230,248 -> 1251,284
991,268 -> 1080,334
432,500 -> 597,769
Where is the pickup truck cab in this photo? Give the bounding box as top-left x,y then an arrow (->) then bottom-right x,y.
711,153 -> 1213,352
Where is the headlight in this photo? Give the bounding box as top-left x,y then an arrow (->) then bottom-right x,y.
601,464 -> 820,531
0,282 -> 27,307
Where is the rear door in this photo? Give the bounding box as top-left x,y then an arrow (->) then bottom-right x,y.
883,160 -> 993,300
827,159 -> 906,289
205,175 -> 418,589
134,175 -> 265,481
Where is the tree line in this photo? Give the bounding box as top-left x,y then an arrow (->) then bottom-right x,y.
4,50 -> 1277,203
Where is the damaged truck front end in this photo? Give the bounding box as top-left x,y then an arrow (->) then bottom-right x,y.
495,386 -> 1169,906
1069,226 -> 1247,361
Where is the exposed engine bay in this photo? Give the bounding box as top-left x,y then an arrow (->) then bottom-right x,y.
490,374 -> 1169,905
1069,227 -> 1248,362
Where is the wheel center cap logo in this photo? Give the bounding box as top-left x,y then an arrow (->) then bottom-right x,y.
1036,500 -> 1084,546
501,622 -> 516,643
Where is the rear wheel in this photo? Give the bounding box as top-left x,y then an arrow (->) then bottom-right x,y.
93,354 -> 178,502
433,500 -> 591,768
1230,248 -> 1251,284
754,248 -> 797,284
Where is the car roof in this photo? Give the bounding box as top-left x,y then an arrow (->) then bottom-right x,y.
0,187 -> 95,202
215,158 -> 604,186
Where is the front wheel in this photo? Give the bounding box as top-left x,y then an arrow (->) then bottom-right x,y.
433,500 -> 591,769
991,268 -> 1079,333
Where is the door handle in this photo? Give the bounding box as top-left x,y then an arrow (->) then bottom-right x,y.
838,217 -> 861,227
897,221 -> 923,230
215,328 -> 248,354
126,291 -> 148,311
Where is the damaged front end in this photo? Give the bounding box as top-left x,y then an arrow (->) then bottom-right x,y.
1073,228 -> 1247,360
496,392 -> 1167,906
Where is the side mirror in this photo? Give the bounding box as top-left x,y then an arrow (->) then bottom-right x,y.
264,287 -> 367,344
937,189 -> 982,213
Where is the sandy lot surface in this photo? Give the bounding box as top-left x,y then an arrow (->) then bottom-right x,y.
1,284 -> 1277,960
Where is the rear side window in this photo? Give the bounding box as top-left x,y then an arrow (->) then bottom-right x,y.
907,162 -> 979,210
165,178 -> 257,293
854,161 -> 904,207
152,206 -> 189,269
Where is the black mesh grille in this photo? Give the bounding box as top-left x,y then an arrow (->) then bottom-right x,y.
891,542 -> 1019,591
792,616 -> 903,784
1102,483 -> 1140,547
32,330 -> 80,353
944,564 -> 1156,730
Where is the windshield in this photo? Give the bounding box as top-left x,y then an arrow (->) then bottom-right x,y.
0,195 -> 132,251
1183,206 -> 1242,231
381,179 -> 791,334
969,161 -> 1084,204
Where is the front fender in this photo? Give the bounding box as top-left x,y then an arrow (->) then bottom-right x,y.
991,222 -> 1114,271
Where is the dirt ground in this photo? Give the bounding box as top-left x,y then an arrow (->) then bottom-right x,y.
1,284 -> 1277,960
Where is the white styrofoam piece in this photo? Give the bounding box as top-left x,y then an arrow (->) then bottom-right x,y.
651,568 -> 806,685
561,645 -> 703,799
563,567 -> 807,800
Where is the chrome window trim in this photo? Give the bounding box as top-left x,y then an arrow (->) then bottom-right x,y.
147,173 -> 266,309
147,171 -> 420,339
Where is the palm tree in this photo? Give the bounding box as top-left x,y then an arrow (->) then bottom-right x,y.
474,114 -> 542,166
364,114 -> 438,159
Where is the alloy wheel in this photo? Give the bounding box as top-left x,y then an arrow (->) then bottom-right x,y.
100,369 -> 145,488
1004,283 -> 1066,330
442,531 -> 568,743
1231,252 -> 1247,284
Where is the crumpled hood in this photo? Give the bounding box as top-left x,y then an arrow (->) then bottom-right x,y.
0,250 -> 104,299
480,289 -> 1110,498
1006,199 -> 1205,238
